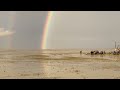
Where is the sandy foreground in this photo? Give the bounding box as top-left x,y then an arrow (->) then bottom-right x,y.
0,49 -> 120,79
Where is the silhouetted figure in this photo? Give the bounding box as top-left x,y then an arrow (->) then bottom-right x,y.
80,51 -> 82,54
94,50 -> 99,55
90,50 -> 100,55
91,51 -> 94,55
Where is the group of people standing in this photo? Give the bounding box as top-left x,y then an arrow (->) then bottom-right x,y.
80,50 -> 106,55
80,49 -> 120,55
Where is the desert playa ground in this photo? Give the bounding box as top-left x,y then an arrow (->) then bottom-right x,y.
0,49 -> 120,79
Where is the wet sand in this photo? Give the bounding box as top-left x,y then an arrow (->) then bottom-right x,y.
0,49 -> 120,79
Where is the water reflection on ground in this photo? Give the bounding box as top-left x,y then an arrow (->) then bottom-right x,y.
0,49 -> 119,79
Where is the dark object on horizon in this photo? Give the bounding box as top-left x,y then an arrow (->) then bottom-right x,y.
94,50 -> 99,55
90,50 -> 99,55
112,50 -> 120,55
80,51 -> 82,54
90,50 -> 106,55
99,51 -> 104,55
90,51 -> 94,55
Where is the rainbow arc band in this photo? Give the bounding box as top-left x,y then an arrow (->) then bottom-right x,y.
41,11 -> 53,49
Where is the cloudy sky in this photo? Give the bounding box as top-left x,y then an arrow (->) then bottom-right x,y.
0,11 -> 47,49
0,11 -> 120,49
47,11 -> 120,49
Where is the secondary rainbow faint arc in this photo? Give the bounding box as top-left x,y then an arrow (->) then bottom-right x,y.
8,11 -> 16,49
41,11 -> 53,49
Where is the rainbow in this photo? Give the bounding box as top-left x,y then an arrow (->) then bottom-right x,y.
8,11 -> 16,49
41,11 -> 53,49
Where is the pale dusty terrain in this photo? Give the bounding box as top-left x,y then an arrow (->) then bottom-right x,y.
0,49 -> 120,79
